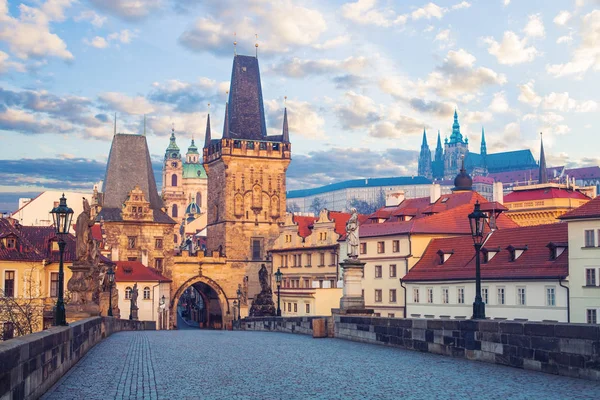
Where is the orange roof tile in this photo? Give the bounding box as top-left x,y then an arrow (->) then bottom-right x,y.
504,187 -> 590,202
114,261 -> 171,282
559,196 -> 600,220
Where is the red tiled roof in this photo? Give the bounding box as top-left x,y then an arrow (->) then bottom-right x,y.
559,196 -> 600,220
114,261 -> 171,282
0,218 -> 76,262
473,176 -> 494,184
292,215 -> 318,238
488,167 -> 563,184
91,224 -> 103,241
504,187 -> 590,202
403,223 -> 568,282
329,211 -> 351,236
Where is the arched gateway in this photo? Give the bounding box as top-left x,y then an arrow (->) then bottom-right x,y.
171,275 -> 229,329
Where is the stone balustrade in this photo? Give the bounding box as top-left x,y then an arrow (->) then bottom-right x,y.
0,317 -> 155,400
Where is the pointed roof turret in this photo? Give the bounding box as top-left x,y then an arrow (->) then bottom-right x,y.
165,126 -> 181,160
421,128 -> 428,147
203,113 -> 211,147
539,132 -> 548,184
480,127 -> 487,155
222,102 -> 230,139
436,130 -> 442,150
449,109 -> 464,144
282,107 -> 290,143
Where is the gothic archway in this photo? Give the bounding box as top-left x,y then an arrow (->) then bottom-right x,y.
171,276 -> 230,330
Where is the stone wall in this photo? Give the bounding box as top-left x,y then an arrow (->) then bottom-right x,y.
236,316 -> 331,336
335,316 -> 600,381
0,317 -> 155,400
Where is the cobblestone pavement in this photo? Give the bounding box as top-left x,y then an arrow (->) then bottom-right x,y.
43,330 -> 599,400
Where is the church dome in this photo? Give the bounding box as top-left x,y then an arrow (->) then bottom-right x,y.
453,164 -> 473,191
185,201 -> 201,215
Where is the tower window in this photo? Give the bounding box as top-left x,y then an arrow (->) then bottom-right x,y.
172,204 -> 178,218
196,192 -> 202,206
252,238 -> 262,260
171,174 -> 178,187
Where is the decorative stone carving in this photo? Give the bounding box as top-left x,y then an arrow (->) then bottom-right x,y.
75,198 -> 95,263
248,264 -> 276,317
129,283 -> 139,320
346,207 -> 359,260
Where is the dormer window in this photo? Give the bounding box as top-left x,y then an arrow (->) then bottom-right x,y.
437,249 -> 454,265
547,242 -> 567,260
506,245 -> 527,262
6,238 -> 16,249
481,247 -> 500,263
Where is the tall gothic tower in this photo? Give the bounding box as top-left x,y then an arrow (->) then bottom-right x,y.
203,54 -> 291,265
162,128 -> 185,238
417,129 -> 432,179
443,110 -> 469,179
432,130 -> 444,180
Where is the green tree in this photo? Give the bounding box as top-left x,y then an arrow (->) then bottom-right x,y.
309,197 -> 326,215
286,202 -> 301,214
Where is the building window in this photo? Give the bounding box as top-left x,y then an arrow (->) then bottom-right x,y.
155,238 -> 163,249
306,254 -> 312,266
585,230 -> 595,247
50,272 -> 59,297
285,234 -> 291,243
319,253 -> 325,266
293,303 -> 297,313
375,265 -> 382,278
441,288 -> 449,304
497,287 -> 505,305
172,204 -> 178,218
125,287 -> 132,300
482,287 -> 488,304
586,268 -> 596,286
128,236 -> 136,249
388,313 -> 395,318
4,271 -> 15,298
427,288 -> 433,303
587,309 -> 597,324
377,241 -> 385,253
413,288 -> 419,303
457,287 -> 465,304
389,264 -> 396,278
517,287 -> 526,305
360,243 -> 367,254
6,238 -> 16,249
305,304 -> 310,314
390,289 -> 397,303
304,278 -> 311,288
375,289 -> 382,302
174,234 -> 178,244
288,303 -> 291,312
330,253 -> 336,266
392,240 -> 400,253
171,174 -> 178,187
330,279 -> 335,288
252,239 -> 262,260
143,287 -> 150,300
546,287 -> 556,306
155,258 -> 163,271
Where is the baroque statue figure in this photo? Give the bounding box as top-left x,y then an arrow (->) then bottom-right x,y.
131,283 -> 139,309
346,207 -> 359,259
75,198 -> 95,263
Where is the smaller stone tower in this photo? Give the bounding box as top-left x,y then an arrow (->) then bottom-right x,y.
418,129 -> 432,179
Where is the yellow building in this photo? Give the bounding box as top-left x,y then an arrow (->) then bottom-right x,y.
0,218 -> 75,339
504,183 -> 593,226
270,210 -> 352,316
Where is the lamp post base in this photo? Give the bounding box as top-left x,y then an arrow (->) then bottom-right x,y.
472,300 -> 486,320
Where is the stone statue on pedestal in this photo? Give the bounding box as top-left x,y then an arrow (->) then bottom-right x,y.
129,283 -> 139,320
249,265 -> 276,317
75,199 -> 95,263
346,208 -> 359,260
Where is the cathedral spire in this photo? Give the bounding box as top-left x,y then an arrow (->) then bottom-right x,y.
436,130 -> 442,150
539,132 -> 548,184
480,127 -> 487,156
222,101 -> 230,139
449,109 -> 463,144
418,128 -> 432,178
204,113 -> 211,145
282,107 -> 289,143
421,128 -> 428,147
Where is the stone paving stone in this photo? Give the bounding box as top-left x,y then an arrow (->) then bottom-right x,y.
43,330 -> 599,400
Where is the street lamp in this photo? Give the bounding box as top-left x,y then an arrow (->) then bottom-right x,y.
236,287 -> 242,320
50,194 -> 74,326
107,263 -> 115,317
233,300 -> 238,322
468,201 -> 488,320
274,267 -> 283,317
159,295 -> 166,329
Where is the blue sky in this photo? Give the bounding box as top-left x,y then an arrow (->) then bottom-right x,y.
0,0 -> 599,210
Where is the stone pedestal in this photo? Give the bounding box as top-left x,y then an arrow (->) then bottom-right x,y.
338,259 -> 373,315
99,291 -> 120,319
129,307 -> 139,321
66,262 -> 100,321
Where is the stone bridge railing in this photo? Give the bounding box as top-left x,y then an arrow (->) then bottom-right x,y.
236,315 -> 600,381
0,317 -> 155,400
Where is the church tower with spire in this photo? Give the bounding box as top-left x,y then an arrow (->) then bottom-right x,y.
432,130 -> 444,180
443,110 -> 469,179
417,129 -> 432,179
203,54 -> 291,296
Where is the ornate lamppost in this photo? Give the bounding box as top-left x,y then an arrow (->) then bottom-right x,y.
236,287 -> 242,320
233,300 -> 238,322
274,267 -> 283,316
50,194 -> 74,326
159,295 -> 166,329
107,263 -> 115,316
468,201 -> 488,320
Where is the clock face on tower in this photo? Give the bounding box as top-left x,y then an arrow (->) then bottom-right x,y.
171,162 -> 178,168
171,152 -> 178,159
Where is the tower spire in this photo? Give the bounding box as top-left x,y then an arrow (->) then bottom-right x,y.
421,128 -> 428,146
204,111 -> 211,145
113,112 -> 117,135
255,33 -> 259,58
223,101 -> 230,139
539,132 -> 548,184
143,114 -> 146,136
233,32 -> 237,56
282,97 -> 289,143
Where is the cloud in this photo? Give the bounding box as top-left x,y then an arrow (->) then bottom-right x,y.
408,98 -> 454,117
74,10 -> 106,27
517,80 -> 541,107
287,147 -> 419,189
411,3 -> 446,20
524,14 -> 545,38
0,0 -> 74,61
451,1 -> 471,10
270,56 -> 369,78
0,51 -> 26,74
369,116 -> 426,139
341,0 -> 402,27
547,10 -> 600,78
312,35 -> 350,50
434,29 -> 453,47
89,0 -> 163,21
557,31 -> 574,44
554,11 -> 572,26
84,30 -> 137,49
148,78 -> 227,113
98,92 -> 155,115
483,31 -> 540,65
332,74 -> 369,90
84,36 -> 108,49
489,91 -> 509,113
542,92 -> 598,112
335,91 -> 381,130
265,98 -> 325,139
179,1 -> 327,55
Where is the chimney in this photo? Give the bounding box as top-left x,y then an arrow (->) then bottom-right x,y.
386,191 -> 405,207
430,184 -> 441,203
141,249 -> 149,266
493,182 -> 504,204
111,247 -> 119,261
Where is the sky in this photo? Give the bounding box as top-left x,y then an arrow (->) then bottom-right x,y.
0,0 -> 599,211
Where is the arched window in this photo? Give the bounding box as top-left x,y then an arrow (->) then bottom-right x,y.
196,192 -> 201,206
125,287 -> 132,300
143,287 -> 150,300
172,204 -> 178,218
171,174 -> 178,187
